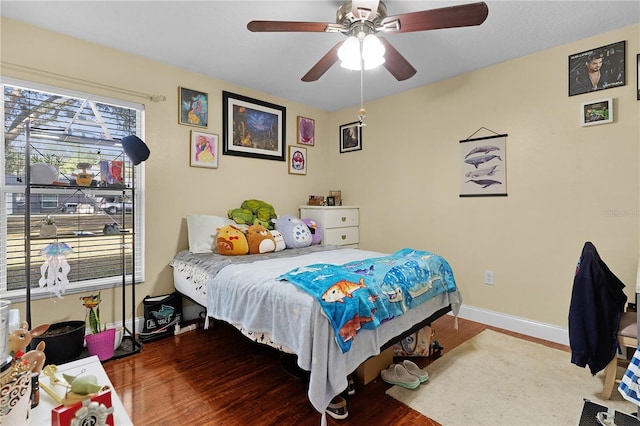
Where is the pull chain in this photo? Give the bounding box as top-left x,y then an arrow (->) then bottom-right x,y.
358,42 -> 366,126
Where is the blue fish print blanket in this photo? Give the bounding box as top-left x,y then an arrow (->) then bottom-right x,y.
278,248 -> 458,352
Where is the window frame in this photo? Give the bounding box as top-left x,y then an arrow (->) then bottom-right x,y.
1,77 -> 146,302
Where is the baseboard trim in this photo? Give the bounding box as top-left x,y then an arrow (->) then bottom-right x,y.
455,304 -> 569,346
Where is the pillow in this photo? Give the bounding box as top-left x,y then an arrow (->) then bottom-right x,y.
186,214 -> 235,253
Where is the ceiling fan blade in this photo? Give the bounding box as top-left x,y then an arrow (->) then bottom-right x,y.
382,1 -> 488,33
351,0 -> 380,21
247,20 -> 333,32
379,37 -> 416,81
301,41 -> 343,82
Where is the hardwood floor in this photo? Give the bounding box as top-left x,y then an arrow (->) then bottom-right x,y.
103,315 -> 569,425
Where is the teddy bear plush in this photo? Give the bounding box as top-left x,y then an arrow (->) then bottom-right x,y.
302,218 -> 323,245
273,215 -> 312,248
216,224 -> 249,255
246,224 -> 276,254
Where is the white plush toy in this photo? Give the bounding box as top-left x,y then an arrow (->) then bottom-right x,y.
269,229 -> 286,252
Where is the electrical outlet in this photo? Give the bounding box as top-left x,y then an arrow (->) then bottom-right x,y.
484,270 -> 494,285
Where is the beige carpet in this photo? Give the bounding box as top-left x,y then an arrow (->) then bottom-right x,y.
386,329 -> 636,425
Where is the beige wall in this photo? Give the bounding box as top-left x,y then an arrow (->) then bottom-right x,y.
2,17 -> 639,333
330,24 -> 640,328
1,18 -> 332,326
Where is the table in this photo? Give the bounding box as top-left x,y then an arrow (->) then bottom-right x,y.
30,355 -> 132,425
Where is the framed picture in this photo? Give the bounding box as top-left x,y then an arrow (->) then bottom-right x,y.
190,131 -> 218,168
329,190 -> 342,206
637,54 -> 639,101
288,145 -> 307,175
222,91 -> 286,161
581,98 -> 613,126
297,116 -> 315,146
339,122 -> 362,153
179,87 -> 208,127
459,134 -> 508,197
326,196 -> 336,206
568,41 -> 626,96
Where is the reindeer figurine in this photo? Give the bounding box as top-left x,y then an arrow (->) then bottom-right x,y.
8,321 -> 50,374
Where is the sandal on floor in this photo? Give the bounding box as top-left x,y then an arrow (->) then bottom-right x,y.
402,359 -> 429,383
326,396 -> 348,420
380,364 -> 420,389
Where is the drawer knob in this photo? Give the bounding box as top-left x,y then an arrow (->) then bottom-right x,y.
341,235 -> 346,240
341,217 -> 346,222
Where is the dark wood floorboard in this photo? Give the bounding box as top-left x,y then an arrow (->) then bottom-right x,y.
103,315 -> 569,425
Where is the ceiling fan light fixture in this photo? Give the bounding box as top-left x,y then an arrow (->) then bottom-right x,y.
362,33 -> 385,62
338,36 -> 361,70
338,34 -> 385,71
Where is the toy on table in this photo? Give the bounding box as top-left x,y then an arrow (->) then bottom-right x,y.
8,321 -> 50,374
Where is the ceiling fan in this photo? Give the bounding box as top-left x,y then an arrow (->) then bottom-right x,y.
247,1 -> 489,82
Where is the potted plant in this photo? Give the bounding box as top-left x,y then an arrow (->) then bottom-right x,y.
82,292 -> 115,361
39,215 -> 57,238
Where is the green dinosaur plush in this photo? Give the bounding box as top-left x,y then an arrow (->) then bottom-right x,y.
240,200 -> 277,230
227,208 -> 254,225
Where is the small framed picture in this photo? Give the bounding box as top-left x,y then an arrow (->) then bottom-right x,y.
326,196 -> 336,206
288,145 -> 307,175
297,116 -> 315,146
190,131 -> 218,168
339,122 -> 362,153
179,87 -> 208,127
580,98 -> 613,126
329,190 -> 342,206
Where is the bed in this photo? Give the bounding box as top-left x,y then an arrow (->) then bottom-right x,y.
170,244 -> 462,422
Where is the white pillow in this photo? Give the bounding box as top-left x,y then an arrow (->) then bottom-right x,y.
186,215 -> 235,253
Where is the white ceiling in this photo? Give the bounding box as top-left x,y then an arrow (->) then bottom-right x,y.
2,1 -> 638,111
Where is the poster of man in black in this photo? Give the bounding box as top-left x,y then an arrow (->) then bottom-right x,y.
568,41 -> 625,96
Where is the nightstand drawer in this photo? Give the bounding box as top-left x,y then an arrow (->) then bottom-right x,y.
324,226 -> 359,246
321,209 -> 359,228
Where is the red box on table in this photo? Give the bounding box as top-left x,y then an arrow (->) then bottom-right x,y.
51,389 -> 114,426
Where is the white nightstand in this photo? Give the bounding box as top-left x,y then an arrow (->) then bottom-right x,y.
299,205 -> 359,248
31,355 -> 132,425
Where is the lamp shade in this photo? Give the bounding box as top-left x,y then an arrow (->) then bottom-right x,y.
338,34 -> 385,71
338,36 -> 361,70
121,135 -> 150,165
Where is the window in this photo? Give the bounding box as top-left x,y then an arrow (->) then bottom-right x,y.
1,79 -> 145,300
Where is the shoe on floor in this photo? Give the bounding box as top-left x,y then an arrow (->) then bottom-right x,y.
402,359 -> 429,383
326,396 -> 348,420
380,364 -> 420,389
347,375 -> 355,395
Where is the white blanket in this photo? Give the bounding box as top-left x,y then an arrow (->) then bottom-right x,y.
205,248 -> 462,421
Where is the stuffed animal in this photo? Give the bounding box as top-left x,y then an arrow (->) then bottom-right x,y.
227,208 -> 254,225
216,224 -> 249,255
270,230 -> 286,252
246,224 -> 276,254
273,215 -> 312,248
228,200 -> 278,230
302,219 -> 323,245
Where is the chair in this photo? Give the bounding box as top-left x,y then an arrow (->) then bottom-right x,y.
602,310 -> 638,399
